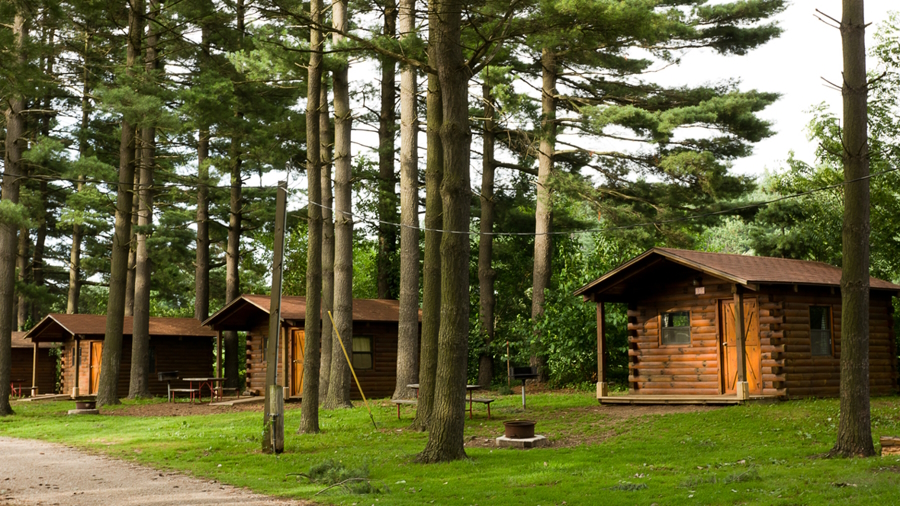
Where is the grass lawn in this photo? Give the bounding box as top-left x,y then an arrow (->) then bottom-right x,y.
3,392 -> 900,505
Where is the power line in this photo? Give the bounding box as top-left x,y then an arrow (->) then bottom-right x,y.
2,163 -> 896,237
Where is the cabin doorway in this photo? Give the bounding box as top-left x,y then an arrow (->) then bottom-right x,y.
89,341 -> 103,394
290,329 -> 305,397
720,298 -> 762,395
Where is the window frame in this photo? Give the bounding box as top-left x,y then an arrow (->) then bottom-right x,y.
351,336 -> 374,370
659,310 -> 692,347
809,305 -> 833,357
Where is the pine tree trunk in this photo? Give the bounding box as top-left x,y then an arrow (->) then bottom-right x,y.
377,0 -> 398,300
418,0 -> 470,462
832,0 -> 874,458
68,47 -> 90,315
98,0 -> 142,407
300,0 -> 324,433
530,48 -> 556,381
194,26 -> 210,323
130,2 -> 159,399
392,0 -> 419,401
124,166 -> 139,317
31,182 -> 48,325
411,72 -> 441,432
319,83 -> 334,400
324,0 -> 354,410
16,228 -> 28,331
477,80 -> 496,388
224,0 -> 245,392
0,10 -> 28,416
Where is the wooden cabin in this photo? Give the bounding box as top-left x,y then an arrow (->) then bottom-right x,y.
25,314 -> 216,397
575,248 -> 900,404
203,295 -> 411,399
11,331 -> 58,396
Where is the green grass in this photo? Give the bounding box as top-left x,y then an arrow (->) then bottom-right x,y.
3,392 -> 900,505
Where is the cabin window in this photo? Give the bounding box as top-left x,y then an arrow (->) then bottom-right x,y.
352,336 -> 373,370
660,311 -> 691,346
810,306 -> 832,356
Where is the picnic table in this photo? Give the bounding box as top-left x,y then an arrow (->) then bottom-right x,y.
393,383 -> 494,420
182,377 -> 227,404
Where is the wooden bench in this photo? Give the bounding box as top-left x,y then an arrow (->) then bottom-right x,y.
469,398 -> 495,419
217,387 -> 241,399
168,388 -> 200,403
390,399 -> 417,419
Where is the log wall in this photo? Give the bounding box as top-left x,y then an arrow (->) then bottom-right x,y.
245,321 -> 401,399
11,347 -> 57,394
624,275 -> 896,399
60,336 -> 214,397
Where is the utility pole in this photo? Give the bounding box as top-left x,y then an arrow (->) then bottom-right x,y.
263,181 -> 288,454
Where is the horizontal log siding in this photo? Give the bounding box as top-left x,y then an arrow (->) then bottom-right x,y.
627,274 -> 734,396
244,321 -> 402,400
11,348 -> 56,394
60,337 -> 214,397
775,289 -> 897,398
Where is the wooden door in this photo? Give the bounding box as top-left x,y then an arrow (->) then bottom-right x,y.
720,299 -> 762,395
89,341 -> 103,394
290,329 -> 305,397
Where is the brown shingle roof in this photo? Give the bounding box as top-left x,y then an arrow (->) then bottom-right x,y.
25,314 -> 216,342
203,295 -> 415,329
575,247 -> 900,296
11,331 -> 56,349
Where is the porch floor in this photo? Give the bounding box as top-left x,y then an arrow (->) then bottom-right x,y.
599,394 -> 777,405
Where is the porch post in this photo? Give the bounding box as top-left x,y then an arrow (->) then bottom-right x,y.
733,286 -> 749,399
72,339 -> 80,397
31,342 -> 38,396
596,302 -> 608,399
216,331 -> 222,378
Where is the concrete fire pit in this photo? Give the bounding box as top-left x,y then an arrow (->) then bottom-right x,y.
496,420 -> 548,449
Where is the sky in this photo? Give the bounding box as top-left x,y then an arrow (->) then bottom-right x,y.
673,2 -> 897,177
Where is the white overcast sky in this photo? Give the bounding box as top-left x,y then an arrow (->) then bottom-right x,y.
679,2 -> 897,176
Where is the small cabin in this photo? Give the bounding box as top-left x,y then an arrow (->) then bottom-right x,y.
575,248 -> 900,404
25,314 -> 216,397
11,331 -> 58,396
203,295 -> 410,399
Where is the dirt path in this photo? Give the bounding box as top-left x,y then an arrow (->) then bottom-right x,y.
0,437 -> 311,506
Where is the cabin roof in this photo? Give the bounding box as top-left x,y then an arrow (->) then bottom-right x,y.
203,295 -> 416,331
575,247 -> 900,299
25,314 -> 217,343
12,331 -> 56,349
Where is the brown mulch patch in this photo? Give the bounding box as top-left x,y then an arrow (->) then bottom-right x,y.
463,403 -> 722,449
102,398 -> 303,417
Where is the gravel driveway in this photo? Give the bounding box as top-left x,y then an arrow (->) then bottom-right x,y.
0,437 -> 311,506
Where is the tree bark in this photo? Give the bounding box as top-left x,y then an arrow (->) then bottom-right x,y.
97,0 -> 142,407
130,0 -> 159,400
69,39 -> 90,315
16,227 -> 28,331
0,10 -> 28,416
224,0 -> 246,391
319,83 -> 335,400
477,79 -> 497,388
31,182 -> 48,325
392,0 -> 419,401
832,0 -> 874,458
124,165 -> 139,317
410,72 -> 441,432
300,0 -> 324,433
194,25 -> 211,323
323,0 -> 354,410
418,0 -> 470,462
530,48 -> 557,380
377,0 -> 399,300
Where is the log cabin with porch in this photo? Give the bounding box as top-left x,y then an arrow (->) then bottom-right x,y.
203,295 -> 412,400
11,331 -> 58,396
575,248 -> 900,404
24,314 -> 216,398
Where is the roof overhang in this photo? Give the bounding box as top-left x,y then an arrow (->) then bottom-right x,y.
25,315 -> 76,343
203,296 -> 274,331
